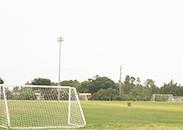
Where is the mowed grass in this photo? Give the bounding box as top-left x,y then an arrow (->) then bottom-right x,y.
80,101 -> 183,130
1,101 -> 183,130
0,100 -> 83,128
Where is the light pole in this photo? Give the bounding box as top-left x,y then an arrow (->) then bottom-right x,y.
57,36 -> 64,100
119,65 -> 122,97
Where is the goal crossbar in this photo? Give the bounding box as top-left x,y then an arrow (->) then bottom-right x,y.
1,84 -> 72,89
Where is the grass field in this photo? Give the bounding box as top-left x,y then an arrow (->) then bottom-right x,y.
81,101 -> 183,130
1,101 -> 183,130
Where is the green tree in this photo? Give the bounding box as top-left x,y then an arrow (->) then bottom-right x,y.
26,78 -> 54,100
61,80 -> 80,90
128,85 -> 151,101
144,79 -> 159,95
92,88 -> 118,100
79,75 -> 116,94
19,88 -> 36,100
124,75 -> 136,94
78,80 -> 92,93
160,80 -> 182,96
6,89 -> 13,99
11,87 -> 36,100
30,78 -> 52,85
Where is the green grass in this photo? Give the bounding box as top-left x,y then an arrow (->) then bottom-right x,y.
80,101 -> 183,130
1,101 -> 183,130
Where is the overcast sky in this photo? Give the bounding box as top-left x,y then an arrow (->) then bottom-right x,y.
0,0 -> 183,86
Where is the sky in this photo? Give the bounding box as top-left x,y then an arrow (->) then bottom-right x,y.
0,0 -> 183,86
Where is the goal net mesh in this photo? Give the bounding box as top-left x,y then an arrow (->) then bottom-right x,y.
152,94 -> 173,102
0,85 -> 86,129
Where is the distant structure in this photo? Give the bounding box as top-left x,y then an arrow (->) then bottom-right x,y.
79,93 -> 91,101
35,92 -> 44,100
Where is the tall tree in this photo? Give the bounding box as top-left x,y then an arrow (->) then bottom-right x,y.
160,80 -> 182,96
29,78 -> 52,85
61,80 -> 80,90
79,75 -> 116,94
124,75 -> 136,94
144,79 -> 159,94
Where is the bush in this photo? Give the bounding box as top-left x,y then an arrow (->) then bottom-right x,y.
92,88 -> 118,100
112,96 -> 122,101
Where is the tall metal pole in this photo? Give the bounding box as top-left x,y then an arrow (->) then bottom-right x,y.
119,65 -> 122,97
119,65 -> 122,83
57,36 -> 64,100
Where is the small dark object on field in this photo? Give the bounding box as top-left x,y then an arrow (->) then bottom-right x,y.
127,102 -> 132,107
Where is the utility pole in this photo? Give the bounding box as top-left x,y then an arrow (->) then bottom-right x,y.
119,65 -> 124,98
119,65 -> 122,97
119,65 -> 122,83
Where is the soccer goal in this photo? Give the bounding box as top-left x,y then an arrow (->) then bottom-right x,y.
0,84 -> 86,129
152,94 -> 173,102
172,96 -> 183,102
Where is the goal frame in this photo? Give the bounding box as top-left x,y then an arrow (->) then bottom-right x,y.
0,84 -> 86,129
152,94 -> 173,102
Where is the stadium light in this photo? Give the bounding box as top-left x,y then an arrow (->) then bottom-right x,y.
57,36 -> 64,86
57,36 -> 64,100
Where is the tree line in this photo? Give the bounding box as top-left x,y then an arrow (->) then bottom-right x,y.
1,75 -> 183,101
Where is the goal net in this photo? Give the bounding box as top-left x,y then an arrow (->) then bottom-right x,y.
152,94 -> 173,102
0,85 -> 86,129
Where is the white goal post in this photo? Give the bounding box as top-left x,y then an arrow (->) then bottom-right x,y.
0,84 -> 86,129
152,94 -> 173,102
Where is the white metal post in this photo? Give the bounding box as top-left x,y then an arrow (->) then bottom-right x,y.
2,86 -> 10,128
57,36 -> 63,100
74,88 -> 86,126
67,87 -> 71,125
